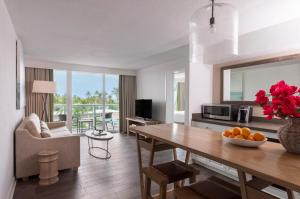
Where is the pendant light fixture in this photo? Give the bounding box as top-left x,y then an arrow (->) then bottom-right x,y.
190,0 -> 239,64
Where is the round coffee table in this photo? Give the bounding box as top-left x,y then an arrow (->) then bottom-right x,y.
85,130 -> 114,159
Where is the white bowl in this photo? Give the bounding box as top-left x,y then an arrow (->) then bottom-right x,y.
222,133 -> 267,148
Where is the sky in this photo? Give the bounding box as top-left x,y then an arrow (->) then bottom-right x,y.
54,70 -> 118,99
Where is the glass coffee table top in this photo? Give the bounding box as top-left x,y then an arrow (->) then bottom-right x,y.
85,130 -> 114,140
85,130 -> 114,159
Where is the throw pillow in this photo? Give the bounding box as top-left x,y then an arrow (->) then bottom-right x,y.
40,121 -> 51,138
40,121 -> 50,131
41,131 -> 51,138
24,118 -> 42,138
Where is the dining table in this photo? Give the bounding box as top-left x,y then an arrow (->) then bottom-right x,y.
130,123 -> 300,199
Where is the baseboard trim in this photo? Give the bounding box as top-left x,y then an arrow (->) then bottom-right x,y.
8,179 -> 16,199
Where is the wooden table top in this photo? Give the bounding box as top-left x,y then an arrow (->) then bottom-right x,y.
130,123 -> 300,192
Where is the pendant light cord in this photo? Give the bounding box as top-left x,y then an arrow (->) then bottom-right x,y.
210,0 -> 215,26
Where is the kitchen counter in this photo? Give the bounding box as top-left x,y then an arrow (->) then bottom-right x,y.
192,113 -> 285,133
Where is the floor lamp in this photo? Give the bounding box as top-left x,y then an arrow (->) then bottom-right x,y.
32,80 -> 56,122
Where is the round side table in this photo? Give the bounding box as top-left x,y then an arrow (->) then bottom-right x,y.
38,150 -> 59,186
85,130 -> 114,159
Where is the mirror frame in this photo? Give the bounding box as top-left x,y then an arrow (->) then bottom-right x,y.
220,53 -> 300,105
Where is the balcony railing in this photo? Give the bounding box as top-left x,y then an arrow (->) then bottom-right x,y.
54,104 -> 119,132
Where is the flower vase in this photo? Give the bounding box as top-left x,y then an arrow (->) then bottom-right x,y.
278,118 -> 300,154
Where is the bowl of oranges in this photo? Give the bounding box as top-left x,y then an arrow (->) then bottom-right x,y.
222,127 -> 267,147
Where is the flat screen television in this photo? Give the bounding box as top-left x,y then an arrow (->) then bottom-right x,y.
135,99 -> 152,119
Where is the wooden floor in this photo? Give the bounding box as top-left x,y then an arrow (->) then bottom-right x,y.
13,133 -> 216,199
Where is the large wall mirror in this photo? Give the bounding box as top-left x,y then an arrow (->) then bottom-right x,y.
221,54 -> 300,104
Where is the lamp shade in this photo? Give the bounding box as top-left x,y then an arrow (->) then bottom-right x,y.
32,80 -> 56,94
190,2 -> 238,64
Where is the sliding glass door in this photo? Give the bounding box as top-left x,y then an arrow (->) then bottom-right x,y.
72,72 -> 104,133
53,70 -> 119,133
53,70 -> 67,122
104,74 -> 119,133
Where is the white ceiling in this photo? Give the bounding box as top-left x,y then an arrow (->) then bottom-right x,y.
5,0 -> 300,69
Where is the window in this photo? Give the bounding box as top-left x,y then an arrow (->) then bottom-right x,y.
53,70 -> 119,133
53,70 -> 67,121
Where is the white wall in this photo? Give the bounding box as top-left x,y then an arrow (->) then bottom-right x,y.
207,18 -> 300,64
137,43 -> 214,125
139,17 -> 300,124
0,0 -> 25,199
187,45 -> 213,125
25,58 -> 136,76
213,18 -> 300,116
137,57 -> 188,123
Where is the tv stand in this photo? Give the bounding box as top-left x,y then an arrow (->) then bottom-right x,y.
126,117 -> 160,136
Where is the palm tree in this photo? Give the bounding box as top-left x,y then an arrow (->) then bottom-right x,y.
94,90 -> 100,96
107,95 -> 113,104
86,91 -> 91,98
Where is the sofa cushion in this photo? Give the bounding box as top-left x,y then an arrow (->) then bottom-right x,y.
50,126 -> 71,137
24,113 -> 42,138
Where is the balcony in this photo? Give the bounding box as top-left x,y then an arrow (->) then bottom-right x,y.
54,104 -> 119,133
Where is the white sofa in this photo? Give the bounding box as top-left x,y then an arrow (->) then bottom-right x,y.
15,113 -> 80,179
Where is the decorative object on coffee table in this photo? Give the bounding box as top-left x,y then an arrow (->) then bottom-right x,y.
255,80 -> 300,154
92,129 -> 107,136
38,150 -> 59,186
85,130 -> 114,159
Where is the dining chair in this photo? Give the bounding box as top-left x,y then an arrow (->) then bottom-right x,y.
143,160 -> 199,199
136,135 -> 199,199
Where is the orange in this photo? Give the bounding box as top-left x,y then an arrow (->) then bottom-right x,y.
241,127 -> 251,138
234,135 -> 244,139
253,132 -> 266,141
223,130 -> 233,137
232,127 -> 242,136
229,135 -> 235,138
247,134 -> 255,141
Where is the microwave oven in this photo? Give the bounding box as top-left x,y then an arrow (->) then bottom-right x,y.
201,104 -> 238,121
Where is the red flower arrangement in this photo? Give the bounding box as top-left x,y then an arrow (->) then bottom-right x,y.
255,80 -> 300,120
